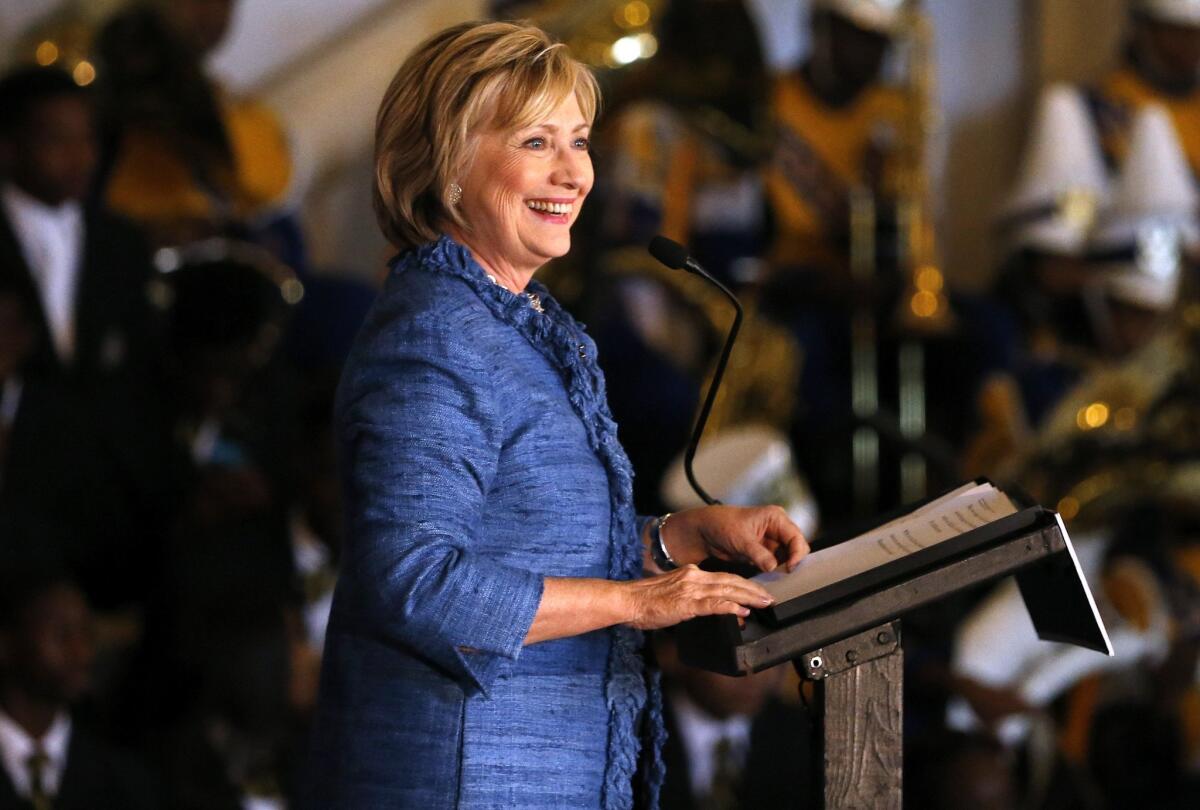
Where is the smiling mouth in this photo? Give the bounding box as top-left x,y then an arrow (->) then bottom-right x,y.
526,200 -> 574,217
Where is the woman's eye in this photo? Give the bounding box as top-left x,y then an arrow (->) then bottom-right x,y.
524,137 -> 546,149
573,137 -> 590,150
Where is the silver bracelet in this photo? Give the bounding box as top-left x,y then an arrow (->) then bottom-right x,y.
649,513 -> 678,571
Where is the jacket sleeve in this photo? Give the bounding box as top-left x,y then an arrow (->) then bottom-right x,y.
337,315 -> 544,695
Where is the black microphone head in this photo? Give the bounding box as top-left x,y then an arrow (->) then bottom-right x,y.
648,235 -> 689,270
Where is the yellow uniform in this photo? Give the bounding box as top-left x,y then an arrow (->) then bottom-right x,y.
1090,65 -> 1200,179
105,96 -> 292,240
766,71 -> 908,270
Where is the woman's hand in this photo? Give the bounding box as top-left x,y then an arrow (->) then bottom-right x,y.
658,505 -> 809,573
620,565 -> 776,630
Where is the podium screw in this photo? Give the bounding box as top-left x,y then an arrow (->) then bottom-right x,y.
809,656 -> 823,670
876,631 -> 893,645
845,650 -> 858,663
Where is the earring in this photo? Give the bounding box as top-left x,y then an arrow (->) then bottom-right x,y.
447,182 -> 463,206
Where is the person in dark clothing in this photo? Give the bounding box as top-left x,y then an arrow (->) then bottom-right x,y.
0,284 -> 116,582
656,634 -> 812,809
0,65 -> 171,610
0,65 -> 156,385
127,247 -> 304,808
0,562 -> 157,810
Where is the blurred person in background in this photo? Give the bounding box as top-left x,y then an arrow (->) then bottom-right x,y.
0,64 -> 166,610
0,561 -> 156,809
655,634 -> 810,810
974,89 -> 1196,475
157,608 -> 305,810
950,101 -> 1200,804
0,66 -> 156,400
763,0 -> 912,525
0,282 -> 113,590
116,245 -> 306,807
94,0 -> 298,263
765,0 -> 908,284
765,0 -> 1012,525
905,731 -> 1017,810
994,0 -> 1200,378
1090,0 -> 1200,183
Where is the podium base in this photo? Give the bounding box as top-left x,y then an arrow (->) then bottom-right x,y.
797,621 -> 903,810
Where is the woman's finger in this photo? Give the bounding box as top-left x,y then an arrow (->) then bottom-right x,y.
743,541 -> 779,573
703,598 -> 750,618
761,507 -> 809,571
700,574 -> 773,606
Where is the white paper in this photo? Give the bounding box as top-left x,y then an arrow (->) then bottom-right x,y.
756,483 -> 1019,604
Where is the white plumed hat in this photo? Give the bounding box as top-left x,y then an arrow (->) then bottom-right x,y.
1000,84 -> 1110,256
1135,0 -> 1200,27
661,424 -> 819,538
812,0 -> 909,34
1091,104 -> 1196,309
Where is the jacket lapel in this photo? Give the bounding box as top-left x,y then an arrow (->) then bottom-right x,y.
71,210 -> 104,375
0,206 -> 59,377
0,754 -> 28,808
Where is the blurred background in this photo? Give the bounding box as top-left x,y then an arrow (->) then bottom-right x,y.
0,0 -> 1198,808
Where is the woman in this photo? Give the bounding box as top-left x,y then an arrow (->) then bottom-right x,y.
308,22 -> 808,808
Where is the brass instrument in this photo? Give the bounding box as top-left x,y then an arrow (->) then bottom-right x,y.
850,187 -> 881,512
848,1 -> 952,513
893,4 -> 953,504
1000,303 -> 1200,531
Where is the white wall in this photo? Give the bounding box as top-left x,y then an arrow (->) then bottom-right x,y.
208,0 -> 400,92
928,0 -> 1029,289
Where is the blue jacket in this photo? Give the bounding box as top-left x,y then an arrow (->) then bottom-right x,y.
307,236 -> 664,808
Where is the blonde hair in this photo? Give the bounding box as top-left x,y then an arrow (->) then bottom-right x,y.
373,21 -> 600,251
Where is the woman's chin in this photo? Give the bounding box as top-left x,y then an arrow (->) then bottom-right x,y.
528,235 -> 573,264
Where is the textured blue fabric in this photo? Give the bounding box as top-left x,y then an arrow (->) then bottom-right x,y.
307,236 -> 664,808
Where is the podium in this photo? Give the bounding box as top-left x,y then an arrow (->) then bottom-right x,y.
674,495 -> 1112,809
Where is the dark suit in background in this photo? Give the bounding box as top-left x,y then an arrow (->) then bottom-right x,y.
0,725 -> 157,810
659,696 -> 814,810
0,205 -> 173,609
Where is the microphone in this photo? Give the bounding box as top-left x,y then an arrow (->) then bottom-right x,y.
647,236 -> 744,506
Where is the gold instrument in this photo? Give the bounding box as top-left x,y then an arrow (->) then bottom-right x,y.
848,1 -> 952,512
894,4 -> 953,504
893,6 -> 952,337
1001,303 -> 1200,531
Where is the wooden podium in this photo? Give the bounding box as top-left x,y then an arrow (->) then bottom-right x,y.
675,498 -> 1111,809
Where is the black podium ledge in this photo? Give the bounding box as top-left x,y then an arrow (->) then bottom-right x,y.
676,506 -> 1109,677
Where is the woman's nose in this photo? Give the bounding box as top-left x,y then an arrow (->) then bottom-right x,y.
550,148 -> 590,191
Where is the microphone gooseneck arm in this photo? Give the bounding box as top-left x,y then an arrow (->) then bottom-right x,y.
647,236 -> 744,506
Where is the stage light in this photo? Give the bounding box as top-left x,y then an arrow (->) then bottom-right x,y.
611,35 -> 643,65
35,41 -> 59,66
73,60 -> 96,86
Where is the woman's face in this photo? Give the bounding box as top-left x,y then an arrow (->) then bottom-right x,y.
455,93 -> 593,279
